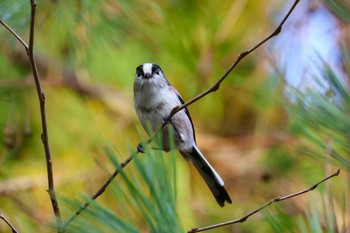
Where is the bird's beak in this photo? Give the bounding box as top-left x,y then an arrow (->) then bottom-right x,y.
144,73 -> 152,79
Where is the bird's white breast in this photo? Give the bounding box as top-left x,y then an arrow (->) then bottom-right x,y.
134,79 -> 179,131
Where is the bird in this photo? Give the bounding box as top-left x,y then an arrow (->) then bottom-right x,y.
133,63 -> 232,207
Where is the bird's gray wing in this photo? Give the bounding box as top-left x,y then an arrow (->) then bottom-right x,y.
169,85 -> 196,143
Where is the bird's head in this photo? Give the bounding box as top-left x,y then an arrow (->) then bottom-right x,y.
135,63 -> 164,80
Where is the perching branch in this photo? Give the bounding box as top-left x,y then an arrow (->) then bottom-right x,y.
188,169 -> 341,233
0,0 -> 61,229
62,0 -> 301,229
0,211 -> 19,233
168,0 -> 300,118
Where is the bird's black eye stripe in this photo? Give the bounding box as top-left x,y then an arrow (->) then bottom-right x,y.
152,67 -> 158,75
152,64 -> 161,75
136,65 -> 143,77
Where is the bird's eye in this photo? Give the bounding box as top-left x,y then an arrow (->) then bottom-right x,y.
154,68 -> 160,75
152,66 -> 160,76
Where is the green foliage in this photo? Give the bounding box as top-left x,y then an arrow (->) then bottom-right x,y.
287,61 -> 350,171
324,0 -> 350,23
265,52 -> 350,233
265,207 -> 295,233
264,146 -> 296,175
63,141 -> 183,233
265,192 -> 346,233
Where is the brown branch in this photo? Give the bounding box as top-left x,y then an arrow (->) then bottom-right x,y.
168,0 -> 300,119
0,19 -> 28,50
188,169 -> 341,233
0,211 -> 19,233
1,0 -> 62,230
27,0 -> 61,227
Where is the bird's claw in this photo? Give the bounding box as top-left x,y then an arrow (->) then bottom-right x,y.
137,143 -> 145,153
162,117 -> 171,125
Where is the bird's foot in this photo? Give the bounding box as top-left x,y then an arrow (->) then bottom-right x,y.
137,143 -> 145,153
162,117 -> 171,125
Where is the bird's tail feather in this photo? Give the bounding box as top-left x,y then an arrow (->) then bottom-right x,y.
183,145 -> 232,207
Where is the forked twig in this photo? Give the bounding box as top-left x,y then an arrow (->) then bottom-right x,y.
62,0 -> 301,229
188,169 -> 341,233
0,0 -> 61,229
0,211 -> 19,233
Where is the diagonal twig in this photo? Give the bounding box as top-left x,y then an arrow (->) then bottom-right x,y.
0,211 -> 19,233
167,0 -> 300,118
62,0 -> 300,229
0,19 -> 28,50
188,169 -> 341,233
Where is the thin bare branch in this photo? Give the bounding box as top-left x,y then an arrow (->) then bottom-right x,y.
27,0 -> 61,227
168,0 -> 300,118
0,211 -> 19,233
188,169 -> 341,233
0,19 -> 28,50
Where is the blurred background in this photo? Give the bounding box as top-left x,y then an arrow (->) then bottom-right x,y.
0,0 -> 349,232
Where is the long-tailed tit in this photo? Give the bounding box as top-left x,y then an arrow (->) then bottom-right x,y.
133,63 -> 232,207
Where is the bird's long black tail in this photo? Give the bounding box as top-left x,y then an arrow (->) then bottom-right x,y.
182,145 -> 232,207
